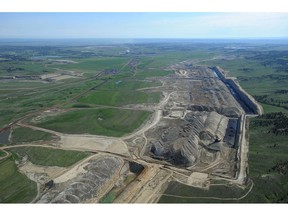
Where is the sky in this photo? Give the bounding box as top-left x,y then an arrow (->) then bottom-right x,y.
0,13 -> 288,39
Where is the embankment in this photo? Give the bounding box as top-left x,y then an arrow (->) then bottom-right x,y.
211,66 -> 263,115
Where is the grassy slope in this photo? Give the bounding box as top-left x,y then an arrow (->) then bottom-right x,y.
0,158 -> 37,203
78,79 -> 162,106
240,119 -> 288,202
11,126 -> 54,144
159,181 -> 251,203
9,147 -> 90,167
33,108 -> 151,137
0,150 -> 7,157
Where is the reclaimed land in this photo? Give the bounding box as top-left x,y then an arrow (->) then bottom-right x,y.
33,108 -> 151,137
0,157 -> 37,203
78,91 -> 161,106
11,126 -> 55,144
9,146 -> 90,167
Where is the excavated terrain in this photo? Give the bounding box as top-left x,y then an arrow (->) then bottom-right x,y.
141,64 -> 244,177
162,65 -> 244,117
36,155 -> 143,203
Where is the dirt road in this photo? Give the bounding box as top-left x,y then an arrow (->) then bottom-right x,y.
233,115 -> 249,184
113,164 -> 161,203
16,122 -> 130,157
122,91 -> 173,140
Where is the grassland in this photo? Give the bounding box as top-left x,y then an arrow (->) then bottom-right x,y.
0,157 -> 37,203
98,79 -> 161,91
0,150 -> 7,157
0,60 -> 54,76
77,79 -> 162,106
261,104 -> 288,114
239,116 -> 288,202
78,91 -> 161,106
9,147 -> 90,167
136,51 -> 216,69
0,77 -> 104,129
33,108 -> 151,137
134,70 -> 173,78
53,57 -> 130,73
159,181 -> 251,203
11,126 -> 55,144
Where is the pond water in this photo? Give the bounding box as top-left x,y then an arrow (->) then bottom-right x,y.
0,129 -> 10,144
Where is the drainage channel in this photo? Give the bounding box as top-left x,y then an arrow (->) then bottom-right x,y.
211,67 -> 255,115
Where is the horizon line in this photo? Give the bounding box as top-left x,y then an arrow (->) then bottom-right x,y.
1,37 -> 288,40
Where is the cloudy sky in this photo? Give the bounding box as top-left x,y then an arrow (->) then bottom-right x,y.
0,13 -> 287,39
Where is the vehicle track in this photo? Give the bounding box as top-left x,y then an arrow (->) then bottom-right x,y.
158,180 -> 254,201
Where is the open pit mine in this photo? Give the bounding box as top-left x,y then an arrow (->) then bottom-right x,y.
28,63 -> 262,203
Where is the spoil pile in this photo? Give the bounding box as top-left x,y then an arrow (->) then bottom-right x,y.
38,156 -> 122,203
146,111 -> 229,166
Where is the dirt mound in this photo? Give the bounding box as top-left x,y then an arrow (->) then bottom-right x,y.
145,111 -> 230,166
37,156 -> 123,203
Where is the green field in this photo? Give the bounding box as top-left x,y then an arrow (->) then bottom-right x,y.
159,181 -> 251,203
53,57 -> 130,73
11,126 -> 55,144
240,115 -> 288,202
33,108 -> 151,137
0,60 -> 55,76
261,103 -> 288,114
77,79 -> 162,106
136,51 -> 215,69
99,190 -> 117,203
0,150 -> 7,157
9,147 -> 90,167
135,69 -> 174,78
0,158 -> 37,203
98,79 -> 161,91
0,78 -> 104,129
78,90 -> 161,106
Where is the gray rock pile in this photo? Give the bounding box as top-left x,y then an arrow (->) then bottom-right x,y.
38,156 -> 122,203
148,111 -> 229,166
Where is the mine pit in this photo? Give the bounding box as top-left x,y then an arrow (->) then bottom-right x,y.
35,154 -> 146,203
133,63 -> 261,181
